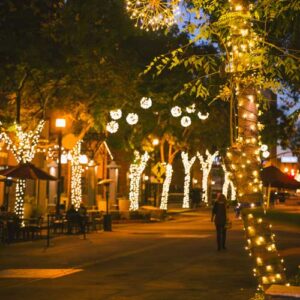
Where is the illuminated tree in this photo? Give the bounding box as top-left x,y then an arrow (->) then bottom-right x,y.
141,0 -> 299,201
197,150 -> 219,204
0,120 -> 45,218
129,150 -> 150,211
181,151 -> 196,208
70,141 -> 84,211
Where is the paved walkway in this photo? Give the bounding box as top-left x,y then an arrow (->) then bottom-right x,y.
0,209 -> 298,300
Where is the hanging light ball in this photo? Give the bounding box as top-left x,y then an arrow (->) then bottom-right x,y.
260,144 -> 268,152
106,121 -> 119,133
126,113 -> 139,125
171,106 -> 182,117
181,116 -> 191,127
262,151 -> 270,159
140,97 -> 152,109
110,109 -> 122,120
186,103 -> 196,113
198,112 -> 209,120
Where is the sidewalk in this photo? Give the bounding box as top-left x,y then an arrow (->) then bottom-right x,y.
0,209 -> 298,300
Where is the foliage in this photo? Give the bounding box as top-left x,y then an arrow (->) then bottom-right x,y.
144,0 -> 300,147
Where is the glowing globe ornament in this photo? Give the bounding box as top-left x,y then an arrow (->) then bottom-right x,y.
110,109 -> 122,120
197,112 -> 209,120
171,106 -> 182,117
140,97 -> 152,109
106,121 -> 119,133
186,103 -> 196,113
260,144 -> 268,152
126,113 -> 139,125
181,116 -> 191,127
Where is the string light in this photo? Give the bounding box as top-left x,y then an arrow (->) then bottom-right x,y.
126,113 -> 139,125
126,0 -> 180,31
106,121 -> 119,133
140,97 -> 152,109
110,109 -> 122,120
197,150 -> 219,203
160,163 -> 173,210
181,152 -> 196,208
244,213 -> 287,291
70,141 -> 84,210
129,151 -> 149,211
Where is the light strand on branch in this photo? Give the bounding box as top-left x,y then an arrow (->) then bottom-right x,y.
181,152 -> 196,208
197,150 -> 219,204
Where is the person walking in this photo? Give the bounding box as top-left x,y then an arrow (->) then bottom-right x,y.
211,193 -> 228,251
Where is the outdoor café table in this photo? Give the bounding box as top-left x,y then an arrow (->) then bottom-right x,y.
49,214 -> 67,234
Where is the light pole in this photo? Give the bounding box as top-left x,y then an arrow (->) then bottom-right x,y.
55,118 -> 66,215
151,138 -> 159,207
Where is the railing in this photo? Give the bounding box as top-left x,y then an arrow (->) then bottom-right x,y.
0,211 -> 103,245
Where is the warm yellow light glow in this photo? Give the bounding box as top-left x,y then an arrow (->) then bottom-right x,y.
126,0 -> 180,31
266,265 -> 273,272
55,118 -> 66,128
256,257 -> 263,266
152,138 -> 159,146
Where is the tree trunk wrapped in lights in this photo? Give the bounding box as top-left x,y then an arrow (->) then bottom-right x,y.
224,0 -> 263,202
197,150 -> 219,204
181,151 -> 196,208
244,212 -> 287,291
160,163 -> 173,210
129,151 -> 149,211
222,163 -> 236,201
70,141 -> 84,211
227,90 -> 262,202
0,120 -> 45,219
158,134 -> 178,210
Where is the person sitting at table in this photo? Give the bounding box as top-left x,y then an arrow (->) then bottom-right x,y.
66,205 -> 78,234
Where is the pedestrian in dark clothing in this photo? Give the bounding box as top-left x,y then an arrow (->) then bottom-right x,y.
211,193 -> 227,251
78,203 -> 87,233
191,188 -> 201,208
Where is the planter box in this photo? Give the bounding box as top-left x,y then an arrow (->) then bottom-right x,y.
118,198 -> 130,212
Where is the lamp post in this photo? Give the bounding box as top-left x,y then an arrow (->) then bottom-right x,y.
55,118 -> 66,215
98,179 -> 113,231
151,138 -> 159,207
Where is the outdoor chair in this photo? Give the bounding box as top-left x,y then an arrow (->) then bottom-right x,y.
0,220 -> 7,244
22,217 -> 44,240
91,212 -> 103,231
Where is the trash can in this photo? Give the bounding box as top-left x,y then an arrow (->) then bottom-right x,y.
103,214 -> 112,231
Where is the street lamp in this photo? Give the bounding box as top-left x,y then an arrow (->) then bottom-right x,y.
55,118 -> 66,215
98,178 -> 113,231
152,138 -> 159,146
